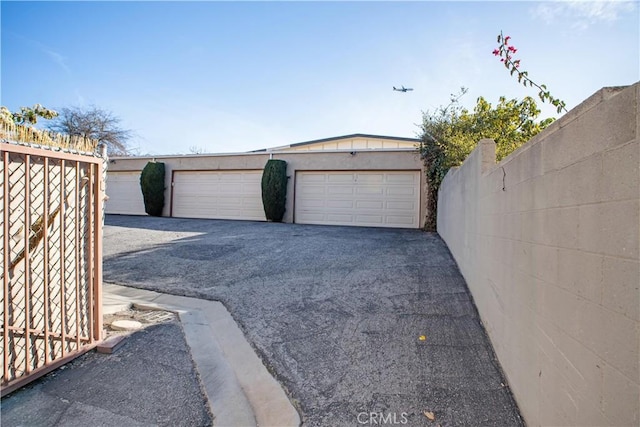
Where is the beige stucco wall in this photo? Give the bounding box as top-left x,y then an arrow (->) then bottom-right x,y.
437,83 -> 639,426
108,149 -> 427,227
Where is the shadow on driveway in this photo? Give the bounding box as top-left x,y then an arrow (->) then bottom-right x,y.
104,215 -> 523,427
2,322 -> 212,427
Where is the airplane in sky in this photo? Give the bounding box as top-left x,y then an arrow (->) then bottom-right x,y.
393,86 -> 413,92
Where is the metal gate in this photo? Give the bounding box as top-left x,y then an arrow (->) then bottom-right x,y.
1,142 -> 105,396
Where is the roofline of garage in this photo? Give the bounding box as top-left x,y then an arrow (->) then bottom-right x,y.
108,148 -> 419,160
263,133 -> 421,151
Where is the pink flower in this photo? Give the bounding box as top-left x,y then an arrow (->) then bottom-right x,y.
492,49 -> 500,56
504,36 -> 511,44
508,46 -> 517,53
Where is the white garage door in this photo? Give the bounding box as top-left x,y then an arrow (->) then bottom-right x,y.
295,171 -> 420,228
105,171 -> 146,215
172,170 -> 265,221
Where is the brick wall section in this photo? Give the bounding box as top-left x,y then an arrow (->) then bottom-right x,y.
437,83 -> 639,426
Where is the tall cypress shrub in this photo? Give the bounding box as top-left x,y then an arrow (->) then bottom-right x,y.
140,162 -> 165,216
261,159 -> 287,222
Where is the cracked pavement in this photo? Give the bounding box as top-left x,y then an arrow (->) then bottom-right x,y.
103,215 -> 523,427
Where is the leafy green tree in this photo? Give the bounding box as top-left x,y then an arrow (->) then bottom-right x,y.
419,90 -> 554,231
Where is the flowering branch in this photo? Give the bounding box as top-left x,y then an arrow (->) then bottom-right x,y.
493,32 -> 567,114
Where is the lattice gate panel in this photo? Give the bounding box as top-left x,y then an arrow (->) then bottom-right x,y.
1,143 -> 105,396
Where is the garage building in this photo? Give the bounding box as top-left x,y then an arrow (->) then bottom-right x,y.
105,134 -> 427,229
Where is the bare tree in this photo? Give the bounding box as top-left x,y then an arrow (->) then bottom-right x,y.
188,145 -> 207,154
47,106 -> 132,155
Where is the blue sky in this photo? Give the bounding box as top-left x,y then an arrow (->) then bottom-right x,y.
2,1 -> 638,155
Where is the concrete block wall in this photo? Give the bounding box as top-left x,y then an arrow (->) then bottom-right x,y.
437,83 -> 639,426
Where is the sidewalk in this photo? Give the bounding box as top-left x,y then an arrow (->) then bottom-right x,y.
1,284 -> 300,427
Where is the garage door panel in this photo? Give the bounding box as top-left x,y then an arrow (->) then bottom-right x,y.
387,201 -> 415,210
327,200 -> 354,209
105,171 -> 146,215
355,200 -> 384,209
220,173 -> 243,181
298,212 -> 325,222
195,190 -> 219,198
327,213 -> 353,222
387,215 -> 415,225
356,186 -> 384,195
184,173 -> 217,183
241,198 -> 261,207
216,198 -> 242,208
241,184 -> 261,194
172,170 -> 265,221
357,173 -> 384,183
219,184 -> 243,193
386,173 -> 417,184
387,187 -> 415,196
328,186 -> 354,195
300,188 -> 325,197
295,171 -> 420,229
300,174 -> 326,183
300,199 -> 325,208
355,215 -> 384,224
328,174 -> 355,183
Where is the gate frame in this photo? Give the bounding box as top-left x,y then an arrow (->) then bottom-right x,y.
1,142 -> 104,397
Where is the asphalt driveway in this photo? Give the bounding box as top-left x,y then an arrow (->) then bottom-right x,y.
103,215 -> 522,427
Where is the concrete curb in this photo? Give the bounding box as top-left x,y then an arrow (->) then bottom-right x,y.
103,283 -> 301,427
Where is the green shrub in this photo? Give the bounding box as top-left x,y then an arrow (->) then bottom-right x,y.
140,162 -> 165,216
261,159 -> 287,222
